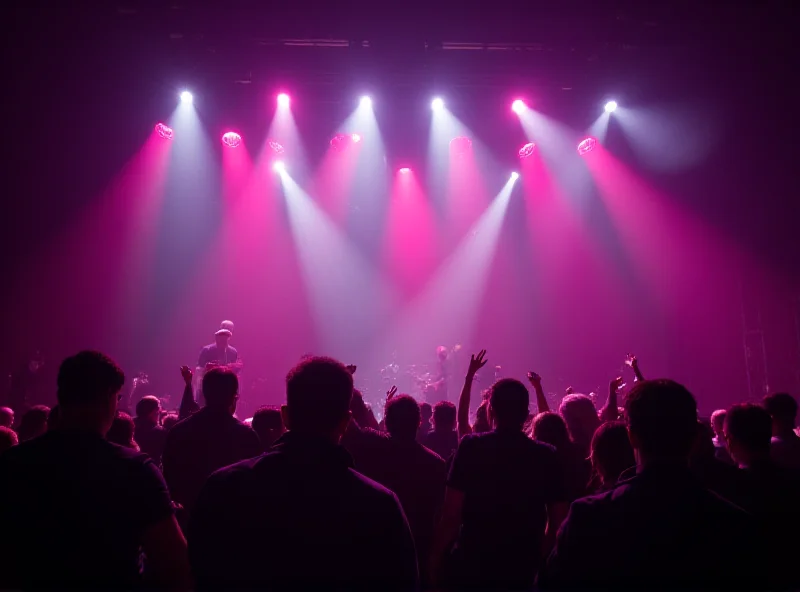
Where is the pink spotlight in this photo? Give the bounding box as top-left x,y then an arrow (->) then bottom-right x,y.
511,99 -> 526,114
518,142 -> 536,158
330,133 -> 362,151
222,131 -> 242,148
577,137 -> 597,156
351,133 -> 361,143
399,167 -> 411,174
277,93 -> 290,107
155,122 -> 173,140
267,139 -> 285,154
450,136 -> 472,156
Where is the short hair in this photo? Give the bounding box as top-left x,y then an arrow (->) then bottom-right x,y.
135,396 -> 161,419
18,405 -> 51,442
57,351 -> 125,407
710,409 -> 727,433
419,402 -> 432,420
725,403 -> 772,457
532,411 -> 571,450
624,379 -> 697,459
285,357 -> 353,434
0,426 -> 18,453
385,395 -> 421,440
202,367 -> 239,407
591,421 -> 635,483
432,401 -> 457,430
106,412 -> 136,448
763,393 -> 798,425
161,413 -> 180,431
252,406 -> 283,433
0,407 -> 13,428
489,379 -> 530,428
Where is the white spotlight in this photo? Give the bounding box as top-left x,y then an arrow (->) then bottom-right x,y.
510,172 -> 520,181
180,91 -> 193,104
431,97 -> 444,111
277,93 -> 291,108
360,96 -> 372,108
273,161 -> 285,173
604,100 -> 618,113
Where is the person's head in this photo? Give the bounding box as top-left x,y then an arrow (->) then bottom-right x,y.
57,350 -> 125,435
474,400 -> 491,433
161,413 -> 179,431
214,328 -> 232,349
559,394 -> 601,453
432,401 -> 457,432
17,405 -> 51,442
385,395 -> 421,441
251,406 -> 285,450
106,412 -> 138,450
488,379 -> 529,431
349,389 -> 372,427
420,402 -> 432,423
436,346 -> 449,361
532,411 -> 571,451
624,379 -> 697,465
591,421 -> 635,487
220,320 -> 235,334
710,409 -> 727,439
724,403 -> 773,468
283,356 -> 353,441
762,392 -> 798,435
0,425 -> 18,453
202,366 -> 239,413
135,396 -> 161,425
0,407 -> 14,429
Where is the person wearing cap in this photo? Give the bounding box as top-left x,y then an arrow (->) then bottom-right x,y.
197,328 -> 241,374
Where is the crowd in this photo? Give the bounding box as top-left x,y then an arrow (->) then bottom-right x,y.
1,348 -> 800,591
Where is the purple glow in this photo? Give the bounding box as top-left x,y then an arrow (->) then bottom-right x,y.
155,123 -> 173,140
518,142 -> 536,158
222,131 -> 242,148
267,139 -> 285,154
450,136 -> 472,156
399,167 -> 411,174
330,133 -> 362,151
511,99 -> 526,113
578,137 -> 597,156
277,93 -> 290,107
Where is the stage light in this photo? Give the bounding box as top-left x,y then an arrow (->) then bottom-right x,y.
221,131 -> 242,148
180,91 -> 193,104
155,123 -> 174,140
273,161 -> 286,173
510,172 -> 519,181
518,142 -> 536,158
577,137 -> 597,155
511,99 -> 526,114
360,96 -> 372,108
330,133 -> 362,151
277,93 -> 290,107
351,133 -> 361,143
266,139 -> 285,154
431,97 -> 444,111
450,136 -> 472,156
604,100 -> 618,113
399,167 -> 411,174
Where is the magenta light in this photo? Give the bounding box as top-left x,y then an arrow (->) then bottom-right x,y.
222,131 -> 242,148
450,136 -> 472,156
577,137 -> 597,156
155,123 -> 174,140
277,93 -> 290,107
399,167 -> 411,174
511,99 -> 526,114
518,142 -> 536,158
351,133 -> 361,143
267,139 -> 285,154
330,133 -> 362,151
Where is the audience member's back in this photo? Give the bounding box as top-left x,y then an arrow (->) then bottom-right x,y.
188,357 -> 418,591
538,380 -> 766,591
134,395 -> 168,464
0,351 -> 188,591
162,367 -> 261,513
763,392 -> 800,470
422,400 -> 458,460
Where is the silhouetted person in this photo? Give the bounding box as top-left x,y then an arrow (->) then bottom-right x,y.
188,356 -> 419,591
423,401 -> 458,460
0,406 -> 13,429
431,378 -> 568,590
589,420 -> 635,492
538,379 -> 766,591
0,425 -> 17,453
710,408 -> 734,464
417,402 -> 433,441
107,411 -> 138,450
532,411 -> 590,500
340,389 -> 391,477
559,394 -> 600,459
162,366 -> 261,517
251,405 -> 285,451
134,395 -> 167,465
0,351 -> 189,591
725,403 -> 800,589
763,392 -> 800,469
17,404 -> 50,442
689,420 -> 741,504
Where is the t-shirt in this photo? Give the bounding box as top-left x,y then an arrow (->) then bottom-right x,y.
0,430 -> 174,590
447,430 -> 566,586
770,435 -> 800,470
197,343 -> 238,367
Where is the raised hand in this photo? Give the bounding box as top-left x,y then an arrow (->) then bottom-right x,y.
610,376 -> 625,393
180,365 -> 193,386
346,364 -> 357,375
625,354 -> 638,369
386,385 -> 398,401
565,386 -> 575,395
467,350 -> 488,377
527,371 -> 542,388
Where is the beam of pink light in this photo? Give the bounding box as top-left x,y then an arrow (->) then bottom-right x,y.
383,169 -> 438,300
447,143 -> 491,242
309,135 -> 363,223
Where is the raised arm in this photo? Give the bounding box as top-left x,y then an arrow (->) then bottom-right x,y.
625,354 -> 644,382
457,350 -> 487,439
600,376 -> 623,423
527,371 -> 550,413
179,366 -> 200,421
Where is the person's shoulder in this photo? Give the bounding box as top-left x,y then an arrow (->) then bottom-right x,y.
209,453 -> 264,483
416,441 -> 447,464
347,465 -> 404,505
